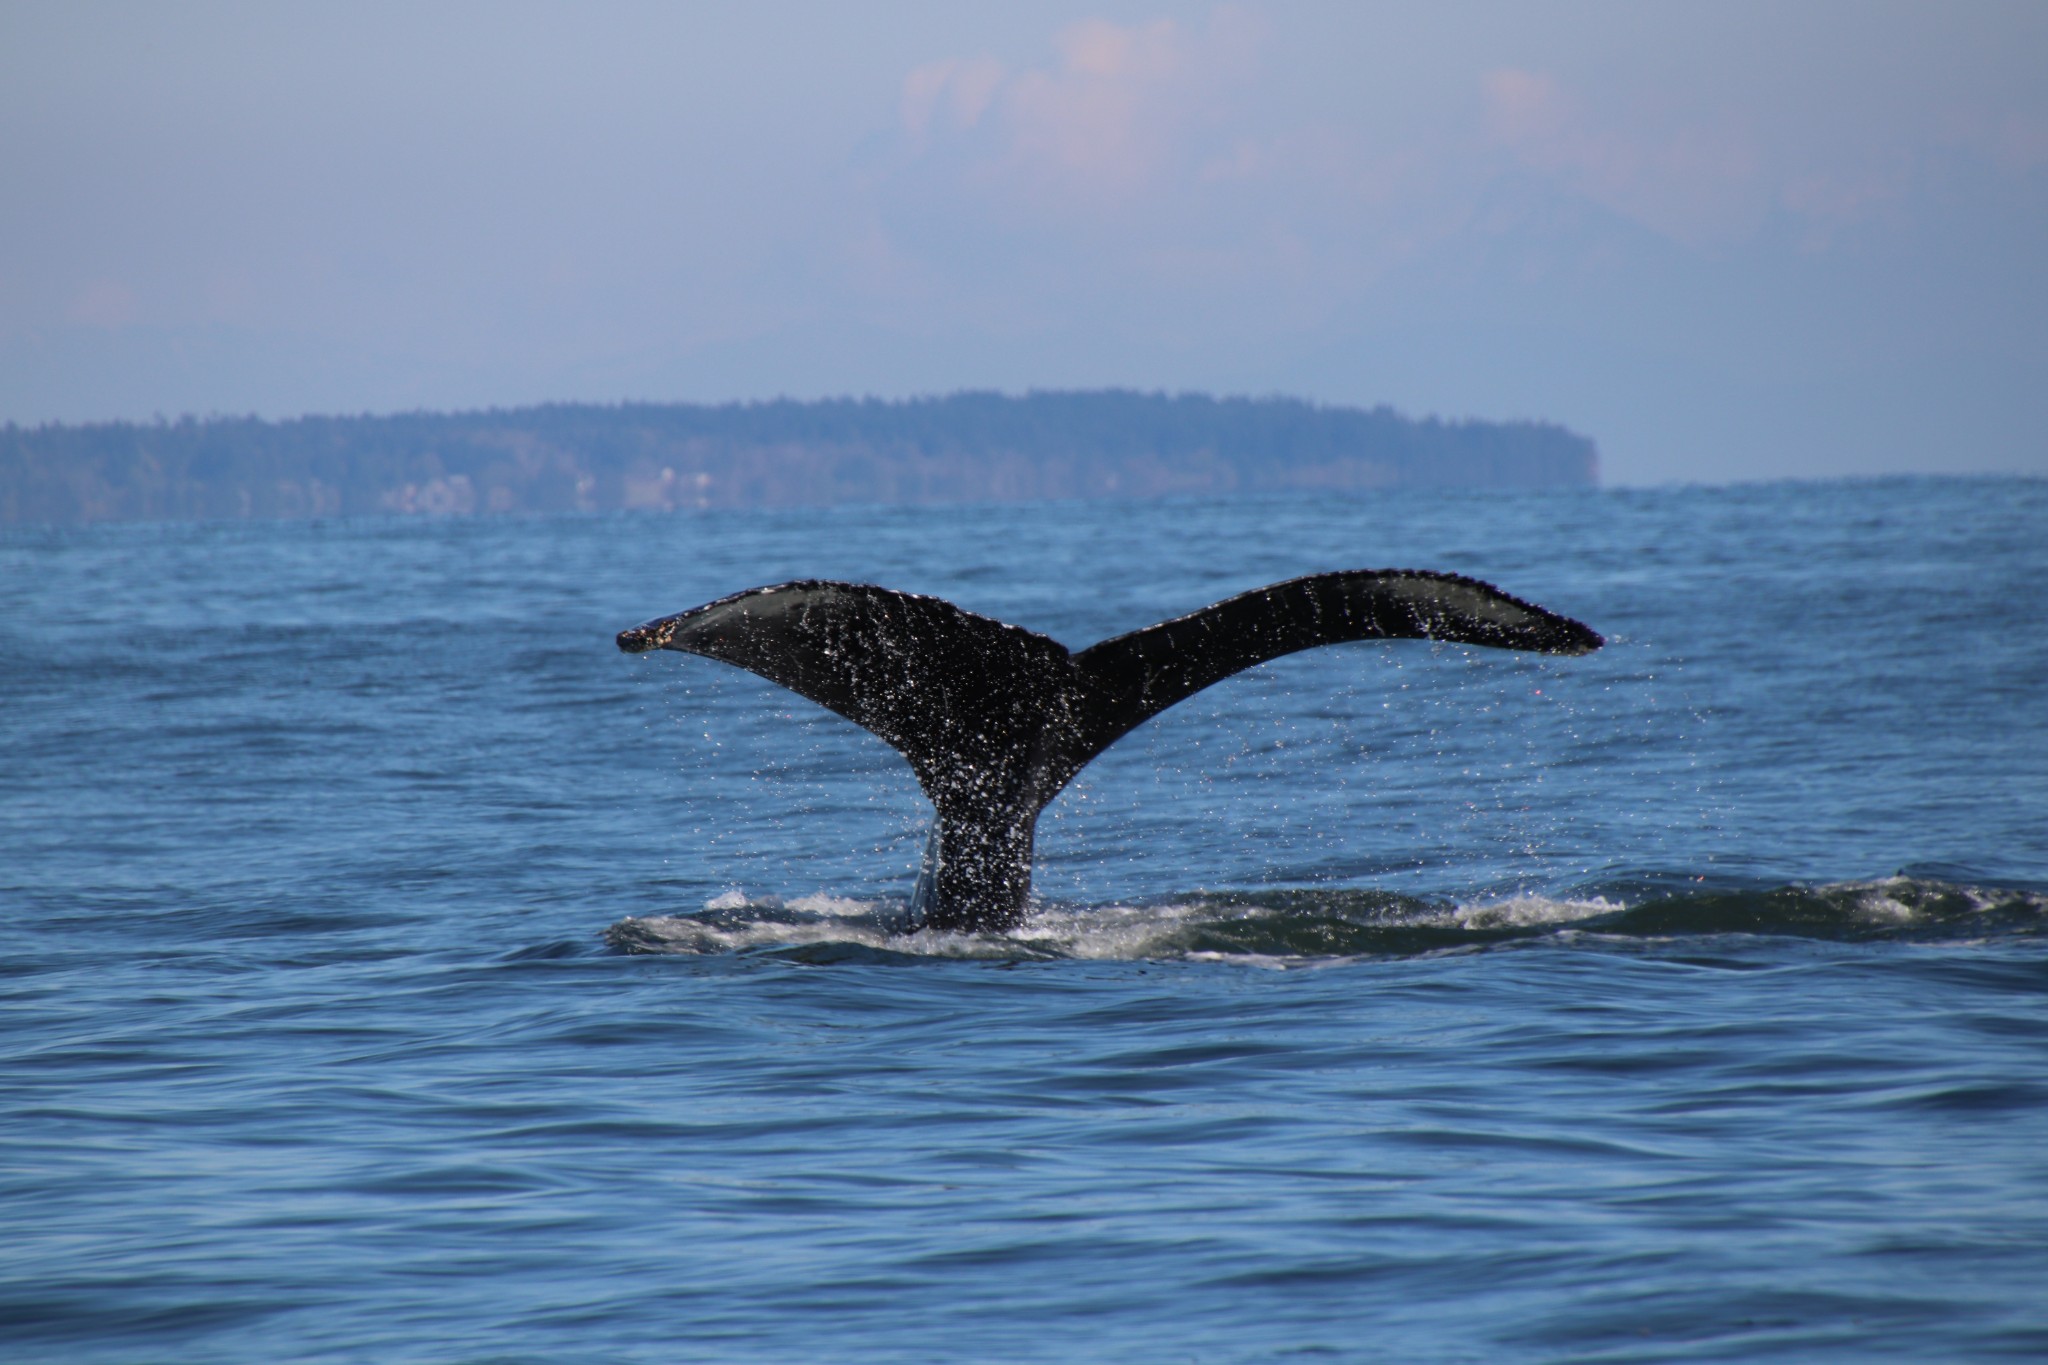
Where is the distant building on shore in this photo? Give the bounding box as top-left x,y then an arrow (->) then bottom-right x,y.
0,390 -> 1598,525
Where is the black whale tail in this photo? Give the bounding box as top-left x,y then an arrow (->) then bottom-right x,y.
619,572 -> 1602,932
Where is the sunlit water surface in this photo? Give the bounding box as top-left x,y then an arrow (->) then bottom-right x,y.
4,478 -> 2046,1362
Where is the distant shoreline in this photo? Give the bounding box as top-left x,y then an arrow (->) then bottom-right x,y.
0,390 -> 1598,526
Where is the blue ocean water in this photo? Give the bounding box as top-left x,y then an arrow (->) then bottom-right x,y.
3,476 -> 2046,1362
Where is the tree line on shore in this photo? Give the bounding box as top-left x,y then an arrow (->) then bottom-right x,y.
0,390 -> 1598,525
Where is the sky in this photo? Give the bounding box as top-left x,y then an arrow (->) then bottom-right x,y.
2,1 -> 2044,484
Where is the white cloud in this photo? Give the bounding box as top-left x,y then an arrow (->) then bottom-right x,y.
894,9 -> 1263,213
1482,67 -> 1765,249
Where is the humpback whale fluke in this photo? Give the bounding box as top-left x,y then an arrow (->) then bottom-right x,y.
619,573 -> 1601,933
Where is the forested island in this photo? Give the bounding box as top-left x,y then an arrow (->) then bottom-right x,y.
0,391 -> 1597,525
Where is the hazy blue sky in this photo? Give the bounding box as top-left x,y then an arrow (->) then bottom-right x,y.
4,1 -> 2044,482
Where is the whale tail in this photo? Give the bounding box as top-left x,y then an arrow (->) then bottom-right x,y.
619,572 -> 1601,932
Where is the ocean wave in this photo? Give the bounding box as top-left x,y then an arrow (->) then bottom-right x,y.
603,876 -> 2048,964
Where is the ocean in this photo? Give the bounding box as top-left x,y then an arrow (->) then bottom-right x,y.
3,476 -> 2045,1362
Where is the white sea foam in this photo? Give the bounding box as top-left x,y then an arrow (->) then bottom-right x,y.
1440,895 -> 1625,930
1853,882 -> 1921,922
784,893 -> 877,917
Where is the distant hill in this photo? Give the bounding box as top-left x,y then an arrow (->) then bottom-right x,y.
0,390 -> 1597,524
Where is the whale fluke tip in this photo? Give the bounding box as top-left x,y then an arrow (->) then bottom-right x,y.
617,618 -> 677,653
1555,621 -> 1604,655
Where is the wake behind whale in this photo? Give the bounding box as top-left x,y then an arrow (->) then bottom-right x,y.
601,878 -> 2048,963
618,571 -> 1602,932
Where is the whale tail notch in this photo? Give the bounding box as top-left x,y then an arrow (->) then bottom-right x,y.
619,572 -> 1601,932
